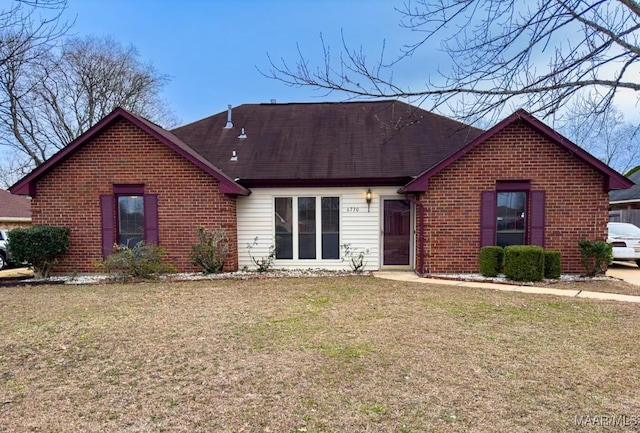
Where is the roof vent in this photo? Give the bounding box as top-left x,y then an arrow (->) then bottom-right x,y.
238,128 -> 247,139
225,104 -> 233,129
230,150 -> 238,161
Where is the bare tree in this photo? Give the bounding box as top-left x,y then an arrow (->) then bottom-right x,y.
263,1 -> 640,123
32,35 -> 177,149
0,150 -> 32,189
559,97 -> 640,174
0,33 -> 177,185
0,0 -> 70,175
0,1 -> 69,73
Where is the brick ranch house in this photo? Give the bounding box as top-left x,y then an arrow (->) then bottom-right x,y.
9,100 -> 632,275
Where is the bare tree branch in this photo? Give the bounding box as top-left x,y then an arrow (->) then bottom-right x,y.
559,97 -> 640,173
262,0 -> 640,123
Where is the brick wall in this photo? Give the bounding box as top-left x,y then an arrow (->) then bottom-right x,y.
421,121 -> 609,274
31,118 -> 238,273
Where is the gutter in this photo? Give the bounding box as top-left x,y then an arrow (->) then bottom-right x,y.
404,193 -> 425,275
610,200 -> 640,205
0,217 -> 31,223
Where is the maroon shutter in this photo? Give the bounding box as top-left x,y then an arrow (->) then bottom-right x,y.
144,194 -> 159,245
529,190 -> 545,247
480,191 -> 496,247
100,195 -> 115,258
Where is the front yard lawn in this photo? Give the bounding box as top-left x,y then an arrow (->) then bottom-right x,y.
1,276 -> 639,432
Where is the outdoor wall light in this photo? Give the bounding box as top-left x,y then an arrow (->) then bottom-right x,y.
366,188 -> 372,212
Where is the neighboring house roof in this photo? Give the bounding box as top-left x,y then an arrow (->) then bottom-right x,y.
400,109 -> 633,193
610,170 -> 640,203
0,189 -> 31,221
171,100 -> 484,186
9,108 -> 250,197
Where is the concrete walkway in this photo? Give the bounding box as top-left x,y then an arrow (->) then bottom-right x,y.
3,265 -> 640,303
373,271 -> 640,304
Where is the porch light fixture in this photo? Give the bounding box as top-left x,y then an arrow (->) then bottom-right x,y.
366,188 -> 372,212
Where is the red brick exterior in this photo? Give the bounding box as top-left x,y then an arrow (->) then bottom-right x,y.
31,118 -> 238,273
420,121 -> 609,274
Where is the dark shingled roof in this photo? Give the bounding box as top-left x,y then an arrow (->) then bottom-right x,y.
171,100 -> 484,185
610,170 -> 640,202
0,189 -> 31,219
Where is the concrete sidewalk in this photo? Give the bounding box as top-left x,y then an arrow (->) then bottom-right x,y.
373,271 -> 640,304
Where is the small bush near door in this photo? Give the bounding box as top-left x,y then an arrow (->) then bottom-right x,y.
504,245 -> 545,282
479,246 -> 504,277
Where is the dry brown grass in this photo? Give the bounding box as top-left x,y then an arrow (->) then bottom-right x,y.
537,278 -> 640,296
1,276 -> 639,432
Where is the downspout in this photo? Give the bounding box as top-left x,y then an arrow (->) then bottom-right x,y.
405,193 -> 425,276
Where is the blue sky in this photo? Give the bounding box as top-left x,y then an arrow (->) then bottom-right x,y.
65,0 -> 421,126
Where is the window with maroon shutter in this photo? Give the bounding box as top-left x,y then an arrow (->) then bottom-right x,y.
100,185 -> 160,255
481,181 -> 545,248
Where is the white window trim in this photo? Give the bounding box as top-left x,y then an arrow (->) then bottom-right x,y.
274,195 -> 341,261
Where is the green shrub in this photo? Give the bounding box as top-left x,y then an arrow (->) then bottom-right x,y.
479,246 -> 504,277
190,227 -> 229,274
504,245 -> 545,282
578,240 -> 612,277
8,226 -> 70,278
100,242 -> 176,282
544,250 -> 562,279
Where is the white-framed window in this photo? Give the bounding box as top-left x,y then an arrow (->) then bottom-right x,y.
274,196 -> 340,260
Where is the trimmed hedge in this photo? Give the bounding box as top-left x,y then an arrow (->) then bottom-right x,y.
479,246 -> 504,277
8,226 -> 70,278
544,250 -> 562,279
578,240 -> 612,277
504,245 -> 545,282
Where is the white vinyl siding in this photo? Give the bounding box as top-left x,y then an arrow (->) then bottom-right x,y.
237,186 -> 406,271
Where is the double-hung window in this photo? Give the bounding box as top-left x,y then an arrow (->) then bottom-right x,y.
496,191 -> 526,247
275,196 -> 340,260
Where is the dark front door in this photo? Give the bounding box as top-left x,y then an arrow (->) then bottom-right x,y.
383,199 -> 411,266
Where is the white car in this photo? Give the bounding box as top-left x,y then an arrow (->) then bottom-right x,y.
0,229 -> 9,270
607,222 -> 640,266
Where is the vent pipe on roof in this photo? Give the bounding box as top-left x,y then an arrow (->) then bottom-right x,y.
230,150 -> 238,161
238,128 -> 247,139
225,104 -> 233,128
